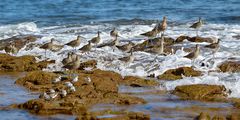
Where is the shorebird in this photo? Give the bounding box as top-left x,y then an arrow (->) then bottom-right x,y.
184,44 -> 200,65
70,52 -> 78,61
62,52 -> 73,65
69,86 -> 76,92
140,27 -> 158,38
64,81 -> 73,88
119,49 -> 134,66
145,35 -> 165,55
204,39 -> 221,58
65,35 -> 81,51
43,92 -> 51,101
156,16 -> 167,36
79,41 -> 92,54
90,31 -> 101,46
50,44 -> 64,52
63,55 -> 81,74
71,74 -> 78,83
110,27 -> 118,38
116,41 -> 134,52
85,77 -> 91,83
52,76 -> 62,84
97,35 -> 119,51
40,38 -> 54,58
190,17 -> 203,36
60,89 -> 67,98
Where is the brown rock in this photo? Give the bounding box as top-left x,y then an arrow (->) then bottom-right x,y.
157,67 -> 201,80
219,61 -> 240,73
173,84 -> 228,100
0,54 -> 54,72
123,76 -> 158,87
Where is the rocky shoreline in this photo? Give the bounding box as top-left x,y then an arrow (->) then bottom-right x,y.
0,35 -> 240,119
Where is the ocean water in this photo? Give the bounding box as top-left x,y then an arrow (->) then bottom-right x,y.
0,0 -> 240,98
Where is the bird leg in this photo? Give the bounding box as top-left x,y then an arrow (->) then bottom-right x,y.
196,29 -> 199,37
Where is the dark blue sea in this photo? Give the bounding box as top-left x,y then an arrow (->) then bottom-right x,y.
0,0 -> 240,26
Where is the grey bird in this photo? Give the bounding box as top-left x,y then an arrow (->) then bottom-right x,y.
119,49 -> 134,65
116,41 -> 134,52
40,38 -> 54,58
62,52 -> 73,65
140,27 -> 158,38
110,27 -> 118,38
79,41 -> 92,54
184,44 -> 200,60
190,17 -> 203,36
145,35 -> 165,55
97,35 -> 119,51
63,55 -> 81,70
65,36 -> 81,50
90,31 -> 101,45
205,39 -> 221,58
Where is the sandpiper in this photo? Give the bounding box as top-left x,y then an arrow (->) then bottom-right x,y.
90,31 -> 101,46
79,41 -> 92,54
69,86 -> 76,92
63,55 -> 81,74
71,74 -> 78,83
40,38 -> 54,58
65,35 -> 81,51
97,35 -> 119,51
60,89 -> 67,98
62,52 -> 73,65
145,35 -> 165,55
43,92 -> 51,101
118,49 -> 134,65
140,27 -> 158,38
85,76 -> 91,83
64,81 -> 73,88
52,76 -> 62,83
50,44 -> 64,52
184,44 -> 200,66
157,16 -> 167,35
110,27 -> 118,38
204,39 -> 221,58
190,17 -> 203,36
116,41 -> 134,52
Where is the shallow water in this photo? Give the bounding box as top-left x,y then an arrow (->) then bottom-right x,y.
0,74 -> 75,120
91,85 -> 237,120
0,0 -> 240,26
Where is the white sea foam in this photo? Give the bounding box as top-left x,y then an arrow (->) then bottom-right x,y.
1,22 -> 240,97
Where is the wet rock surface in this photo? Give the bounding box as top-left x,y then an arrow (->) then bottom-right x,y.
0,54 -> 54,72
173,84 -> 228,101
218,61 -> 240,73
157,67 -> 202,80
122,76 -> 159,87
14,69 -> 150,116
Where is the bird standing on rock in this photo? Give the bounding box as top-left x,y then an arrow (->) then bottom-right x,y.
110,27 -> 118,38
156,16 -> 167,36
184,44 -> 200,66
63,55 -> 81,74
90,31 -> 101,46
190,17 -> 203,36
62,52 -> 73,65
204,39 -> 221,58
116,41 -> 134,53
79,41 -> 92,54
40,38 -> 54,58
119,48 -> 134,66
65,36 -> 81,51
